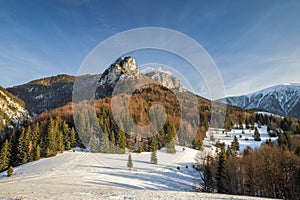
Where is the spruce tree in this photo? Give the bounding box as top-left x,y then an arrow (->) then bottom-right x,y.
28,140 -> 34,162
0,140 -> 11,171
62,121 -> 70,150
32,122 -> 40,144
160,127 -> 166,148
150,151 -> 158,164
166,122 -> 176,154
8,131 -> 17,166
254,127 -> 261,141
17,127 -> 27,164
216,145 -> 227,193
90,134 -> 100,153
127,153 -> 133,170
57,130 -> 64,153
117,124 -> 126,154
150,136 -> 158,152
24,126 -> 32,163
34,145 -> 41,161
46,117 -> 58,157
192,126 -> 205,150
202,155 -> 214,192
110,129 -> 116,153
102,130 -> 110,153
70,127 -> 76,147
231,135 -> 240,153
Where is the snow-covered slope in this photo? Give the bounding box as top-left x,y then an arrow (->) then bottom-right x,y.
219,84 -> 300,118
0,146 -> 272,200
205,125 -> 277,153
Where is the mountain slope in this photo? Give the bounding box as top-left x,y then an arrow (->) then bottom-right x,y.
0,86 -> 27,130
7,74 -> 76,114
219,84 -> 300,118
7,57 -> 189,115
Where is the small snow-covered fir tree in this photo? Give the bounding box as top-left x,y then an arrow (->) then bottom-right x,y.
150,151 -> 158,164
127,153 -> 133,170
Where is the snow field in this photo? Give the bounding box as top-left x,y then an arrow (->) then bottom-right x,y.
205,125 -> 277,153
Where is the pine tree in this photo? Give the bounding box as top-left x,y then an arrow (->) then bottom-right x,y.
27,140 -> 34,162
160,127 -> 166,148
127,153 -> 133,170
202,155 -> 215,192
166,122 -> 177,154
150,136 -> 158,152
226,145 -> 234,157
34,145 -> 41,161
90,134 -> 100,153
150,151 -> 158,164
17,127 -> 27,164
46,117 -> 58,157
24,126 -> 32,163
0,140 -> 11,171
110,129 -> 116,153
57,130 -> 64,153
8,131 -> 17,166
70,127 -> 76,148
192,126 -> 205,150
231,135 -> 240,153
32,122 -> 40,144
117,124 -> 126,154
216,145 -> 227,193
254,127 -> 261,141
102,129 -> 110,153
62,121 -> 70,150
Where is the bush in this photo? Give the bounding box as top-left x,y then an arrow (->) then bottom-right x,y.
7,166 -> 13,177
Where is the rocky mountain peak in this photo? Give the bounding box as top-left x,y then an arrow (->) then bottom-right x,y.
98,56 -> 142,86
144,69 -> 183,92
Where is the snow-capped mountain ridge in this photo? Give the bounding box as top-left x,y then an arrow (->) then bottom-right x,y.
219,84 -> 300,118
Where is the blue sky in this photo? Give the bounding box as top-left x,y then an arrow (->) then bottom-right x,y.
0,0 -> 300,97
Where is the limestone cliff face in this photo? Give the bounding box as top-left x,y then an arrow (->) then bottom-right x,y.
144,69 -> 183,92
0,86 -> 28,130
98,56 -> 142,86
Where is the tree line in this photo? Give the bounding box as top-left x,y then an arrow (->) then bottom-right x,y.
0,116 -> 76,172
199,133 -> 300,199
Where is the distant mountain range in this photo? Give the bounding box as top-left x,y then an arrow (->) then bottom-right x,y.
218,84 -> 300,118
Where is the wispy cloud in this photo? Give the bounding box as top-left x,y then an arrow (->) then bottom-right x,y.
218,47 -> 300,96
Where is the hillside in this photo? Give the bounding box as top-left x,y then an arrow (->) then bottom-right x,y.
7,74 -> 77,114
7,74 -> 103,114
0,86 -> 27,131
219,84 -> 300,118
